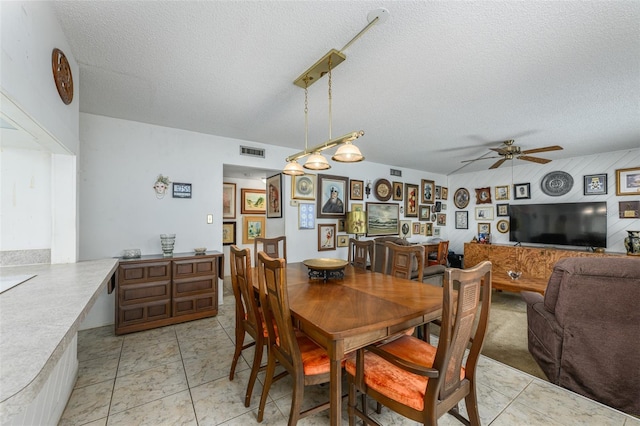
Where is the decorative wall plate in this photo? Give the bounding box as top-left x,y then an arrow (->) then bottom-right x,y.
541,171 -> 574,196
453,188 -> 470,209
374,179 -> 392,201
52,48 -> 73,105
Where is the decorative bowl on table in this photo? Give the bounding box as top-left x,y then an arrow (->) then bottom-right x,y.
122,248 -> 141,259
303,258 -> 348,281
194,247 -> 207,255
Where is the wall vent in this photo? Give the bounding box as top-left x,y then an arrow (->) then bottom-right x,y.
240,146 -> 265,158
390,168 -> 402,177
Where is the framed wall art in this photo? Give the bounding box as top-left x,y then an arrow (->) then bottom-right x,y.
514,183 -> 531,199
242,216 -> 265,244
436,213 -> 446,226
400,220 -> 411,238
241,188 -> 266,214
495,185 -> 510,200
496,203 -> 509,217
337,235 -> 349,247
475,187 -> 492,204
616,167 -> 640,196
404,183 -> 419,217
222,221 -> 236,245
435,185 -> 442,200
619,201 -> 640,218
475,206 -> 494,220
441,187 -> 448,200
392,181 -> 404,201
172,182 -> 192,199
266,173 -> 282,218
374,179 -> 393,201
497,219 -> 510,233
222,182 -> 236,219
455,211 -> 468,229
351,203 -> 363,212
453,188 -> 470,209
366,202 -> 399,237
412,222 -> 421,235
298,203 -> 315,229
350,179 -> 364,201
478,222 -> 491,235
318,224 -> 336,251
421,179 -> 435,204
419,205 -> 431,221
431,225 -> 438,236
317,174 -> 348,218
583,173 -> 607,195
291,173 -> 316,200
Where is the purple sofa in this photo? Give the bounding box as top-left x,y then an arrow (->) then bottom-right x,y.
521,257 -> 640,415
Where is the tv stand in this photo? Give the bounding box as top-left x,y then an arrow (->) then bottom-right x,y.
464,243 -> 624,294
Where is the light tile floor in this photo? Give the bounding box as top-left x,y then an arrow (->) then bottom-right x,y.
59,286 -> 640,426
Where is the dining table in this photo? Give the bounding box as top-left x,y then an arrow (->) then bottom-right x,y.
253,261 -> 445,425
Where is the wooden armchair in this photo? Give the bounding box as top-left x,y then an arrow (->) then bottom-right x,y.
346,261 -> 492,426
383,241 -> 425,282
228,245 -> 267,407
348,238 -> 374,270
254,236 -> 287,266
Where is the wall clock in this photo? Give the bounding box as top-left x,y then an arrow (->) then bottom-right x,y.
52,48 -> 73,105
374,179 -> 392,201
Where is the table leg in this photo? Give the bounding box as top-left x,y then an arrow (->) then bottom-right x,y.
329,357 -> 342,425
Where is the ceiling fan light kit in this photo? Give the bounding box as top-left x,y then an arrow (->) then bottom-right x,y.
283,8 -> 389,175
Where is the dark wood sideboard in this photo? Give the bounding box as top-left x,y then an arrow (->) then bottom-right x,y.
116,252 -> 223,335
464,243 -> 625,294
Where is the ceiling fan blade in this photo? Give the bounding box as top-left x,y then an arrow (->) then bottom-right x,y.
518,155 -> 551,164
461,155 -> 500,163
521,145 -> 563,155
489,158 -> 507,169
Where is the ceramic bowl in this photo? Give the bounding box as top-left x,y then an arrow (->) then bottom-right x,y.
194,247 -> 207,254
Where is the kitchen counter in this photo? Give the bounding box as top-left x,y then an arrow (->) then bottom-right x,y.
0,258 -> 118,422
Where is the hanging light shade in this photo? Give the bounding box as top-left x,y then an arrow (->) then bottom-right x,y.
283,160 -> 304,176
332,142 -> 364,162
304,152 -> 331,170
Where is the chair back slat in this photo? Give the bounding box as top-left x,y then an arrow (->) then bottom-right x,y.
348,238 -> 374,270
384,241 -> 425,281
254,236 -> 287,266
230,245 -> 260,336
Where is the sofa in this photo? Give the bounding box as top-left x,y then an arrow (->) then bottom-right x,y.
372,237 -> 445,285
521,257 -> 640,415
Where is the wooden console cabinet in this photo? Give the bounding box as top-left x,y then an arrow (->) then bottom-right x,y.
116,252 -> 223,335
464,243 -> 624,294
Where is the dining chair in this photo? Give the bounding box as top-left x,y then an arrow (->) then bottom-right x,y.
254,236 -> 287,266
228,245 -> 268,407
256,251 -> 338,425
346,260 -> 492,426
348,238 -> 374,270
383,241 -> 425,281
428,240 -> 449,266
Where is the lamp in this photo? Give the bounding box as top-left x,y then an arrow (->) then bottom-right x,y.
282,8 -> 389,175
346,211 -> 367,239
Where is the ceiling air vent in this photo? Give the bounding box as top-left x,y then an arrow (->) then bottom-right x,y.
240,146 -> 265,158
390,168 -> 402,177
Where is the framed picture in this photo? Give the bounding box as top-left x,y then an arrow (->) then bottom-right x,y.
318,224 -> 336,251
455,211 -> 468,229
497,219 -> 510,233
292,173 -> 316,200
366,202 -> 400,237
421,179 -> 435,204
475,187 -> 492,204
496,203 -> 509,217
436,213 -> 446,226
338,219 -> 346,232
222,222 -> 236,245
412,222 -> 421,235
616,167 -> 640,195
431,225 -> 438,237
317,174 -> 348,218
434,201 -> 442,212
351,203 -> 364,212
478,222 -> 491,235
242,216 -> 265,244
421,223 -> 426,235
172,182 -> 192,199
514,183 -> 531,199
619,201 -> 640,218
435,185 -> 442,200
400,220 -> 411,238
453,188 -> 470,209
441,187 -> 448,200
475,206 -> 494,220
241,188 -> 266,214
392,181 -> 404,201
266,173 -> 282,218
583,174 -> 607,195
298,203 -> 315,229
222,182 -> 236,219
337,235 -> 349,247
419,205 -> 431,221
495,185 -> 510,200
404,183 -> 419,217
350,179 -> 364,201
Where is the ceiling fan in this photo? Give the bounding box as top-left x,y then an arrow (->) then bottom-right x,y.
462,140 -> 563,169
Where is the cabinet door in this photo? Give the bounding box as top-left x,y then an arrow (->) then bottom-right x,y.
172,257 -> 218,317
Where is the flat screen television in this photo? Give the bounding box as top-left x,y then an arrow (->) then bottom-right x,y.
509,202 -> 607,248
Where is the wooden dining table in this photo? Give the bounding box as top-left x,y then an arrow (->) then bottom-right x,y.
253,261 -> 445,425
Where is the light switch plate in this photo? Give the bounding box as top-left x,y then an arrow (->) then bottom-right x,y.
207,214 -> 213,224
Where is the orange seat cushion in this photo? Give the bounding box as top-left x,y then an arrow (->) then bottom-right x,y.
345,335 -> 465,411
297,334 -> 333,376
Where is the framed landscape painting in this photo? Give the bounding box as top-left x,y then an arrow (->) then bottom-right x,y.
242,216 -> 265,244
366,203 -> 399,237
241,188 -> 266,214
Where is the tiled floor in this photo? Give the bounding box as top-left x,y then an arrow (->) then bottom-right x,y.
59,286 -> 640,426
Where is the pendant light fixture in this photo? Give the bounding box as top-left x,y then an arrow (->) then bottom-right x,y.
282,8 -> 389,175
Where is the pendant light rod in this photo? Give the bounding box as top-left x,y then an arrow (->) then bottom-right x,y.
285,131 -> 365,163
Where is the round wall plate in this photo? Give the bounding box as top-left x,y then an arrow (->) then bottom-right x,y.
374,179 -> 392,201
541,171 -> 574,196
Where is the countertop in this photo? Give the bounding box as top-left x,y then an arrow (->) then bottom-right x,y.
0,258 -> 119,408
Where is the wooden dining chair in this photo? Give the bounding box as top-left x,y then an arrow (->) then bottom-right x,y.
254,236 -> 287,266
346,260 -> 492,426
228,245 -> 268,407
384,241 -> 425,281
348,238 -> 374,270
428,240 -> 449,266
256,251 -> 337,425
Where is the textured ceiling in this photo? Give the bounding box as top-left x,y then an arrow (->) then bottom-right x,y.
52,1 -> 639,175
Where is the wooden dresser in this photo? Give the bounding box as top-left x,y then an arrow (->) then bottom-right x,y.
116,252 -> 223,335
464,243 -> 625,294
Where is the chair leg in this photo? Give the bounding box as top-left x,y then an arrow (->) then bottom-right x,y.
229,329 -> 245,380
348,380 -> 357,426
288,375 -> 305,426
257,352 -> 277,422
244,340 -> 264,407
465,388 -> 481,426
